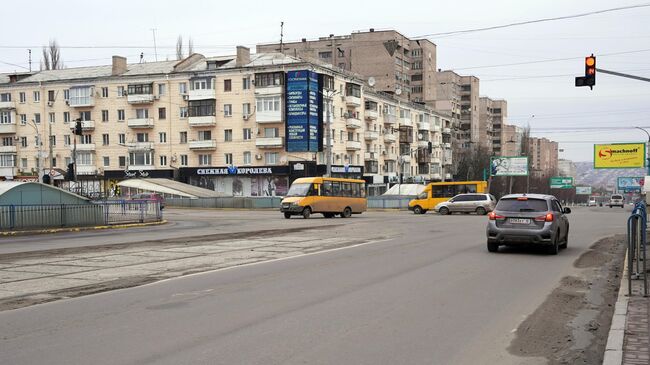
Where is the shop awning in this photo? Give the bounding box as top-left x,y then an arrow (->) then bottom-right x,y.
117,178 -> 227,199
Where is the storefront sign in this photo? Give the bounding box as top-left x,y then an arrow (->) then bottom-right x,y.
331,165 -> 362,174
181,166 -> 289,177
104,169 -> 174,179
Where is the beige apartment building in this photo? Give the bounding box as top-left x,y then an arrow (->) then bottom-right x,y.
478,97 -> 508,154
528,137 -> 559,178
257,29 -> 438,104
436,71 -> 480,149
500,123 -> 524,157
0,48 -> 451,197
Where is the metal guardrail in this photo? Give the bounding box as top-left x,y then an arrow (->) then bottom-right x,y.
627,201 -> 648,297
165,196 -> 417,210
0,201 -> 162,231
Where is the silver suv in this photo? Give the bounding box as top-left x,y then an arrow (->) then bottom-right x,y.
486,194 -> 570,255
608,194 -> 624,208
436,193 -> 496,215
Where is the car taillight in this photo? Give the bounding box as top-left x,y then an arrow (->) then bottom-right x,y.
488,212 -> 505,220
534,213 -> 554,222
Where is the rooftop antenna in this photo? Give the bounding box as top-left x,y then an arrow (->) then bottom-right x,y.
150,28 -> 158,61
280,21 -> 284,54
140,52 -> 144,64
28,49 -> 32,72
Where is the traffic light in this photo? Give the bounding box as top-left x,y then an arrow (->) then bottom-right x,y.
427,141 -> 433,154
66,163 -> 75,181
74,120 -> 83,136
575,54 -> 596,89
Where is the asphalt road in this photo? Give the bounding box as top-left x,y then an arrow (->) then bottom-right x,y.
1,207 -> 629,364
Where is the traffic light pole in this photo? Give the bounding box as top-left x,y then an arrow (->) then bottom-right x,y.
596,68 -> 650,83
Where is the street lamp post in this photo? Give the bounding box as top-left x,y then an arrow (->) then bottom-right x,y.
635,127 -> 650,176
26,119 -> 44,183
321,89 -> 339,177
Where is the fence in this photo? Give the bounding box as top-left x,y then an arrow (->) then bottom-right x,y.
627,201 -> 648,297
165,196 -> 416,210
0,201 -> 162,231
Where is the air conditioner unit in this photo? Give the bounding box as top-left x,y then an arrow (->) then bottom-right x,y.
65,100 -> 70,106
250,79 -> 255,85
97,167 -> 104,174
382,151 -> 387,155
153,95 -> 160,100
47,101 -> 53,107
255,154 -> 263,160
182,94 -> 189,101
171,155 -> 177,162
243,115 -> 250,121
18,168 -> 24,173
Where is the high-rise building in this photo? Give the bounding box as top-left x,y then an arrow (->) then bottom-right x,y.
479,98 -> 508,155
558,159 -> 577,180
528,137 -> 559,177
257,29 -> 437,104
436,71 -> 480,149
500,124 -> 524,157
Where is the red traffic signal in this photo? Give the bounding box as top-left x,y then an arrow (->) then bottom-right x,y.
575,54 -> 596,89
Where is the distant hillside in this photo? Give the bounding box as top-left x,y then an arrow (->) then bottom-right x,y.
575,161 -> 646,189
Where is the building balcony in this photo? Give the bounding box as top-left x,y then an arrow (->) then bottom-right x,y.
255,137 -> 284,148
0,123 -> 17,134
417,122 -> 431,131
127,94 -> 155,104
0,101 -> 16,109
444,157 -> 453,166
364,152 -> 378,161
383,115 -> 397,125
189,140 -> 217,150
443,142 -> 452,149
432,173 -> 442,181
322,138 -> 334,147
400,155 -> 411,163
0,166 -> 17,177
127,118 -> 155,128
254,86 -> 282,95
256,110 -> 282,123
68,97 -> 94,108
0,146 -> 16,153
345,95 -> 361,107
431,157 -> 441,164
76,165 -> 97,175
69,120 -> 95,131
126,142 -> 154,151
432,124 -> 442,132
442,127 -> 452,135
418,140 -> 431,149
384,134 -> 397,143
188,116 -> 217,127
71,143 -> 95,151
365,110 -> 378,120
345,140 -> 362,150
127,164 -> 156,171
189,89 -> 216,100
399,117 -> 413,127
383,152 -> 398,161
346,117 -> 363,129
364,131 -> 379,140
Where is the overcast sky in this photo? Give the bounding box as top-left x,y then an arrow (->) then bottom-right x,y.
2,0 -> 649,162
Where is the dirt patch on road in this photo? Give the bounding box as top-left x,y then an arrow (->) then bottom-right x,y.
508,234 -> 626,364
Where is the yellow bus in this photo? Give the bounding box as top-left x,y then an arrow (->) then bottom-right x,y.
408,181 -> 488,214
281,177 -> 367,219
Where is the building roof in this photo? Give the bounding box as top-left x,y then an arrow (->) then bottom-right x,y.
15,60 -> 180,83
118,178 -> 228,198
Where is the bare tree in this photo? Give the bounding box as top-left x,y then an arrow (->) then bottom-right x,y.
176,36 -> 184,60
187,37 -> 194,55
40,39 -> 63,70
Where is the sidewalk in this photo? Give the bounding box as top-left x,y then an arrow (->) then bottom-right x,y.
623,278 -> 649,365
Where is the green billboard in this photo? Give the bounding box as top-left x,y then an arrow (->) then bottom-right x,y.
550,176 -> 574,189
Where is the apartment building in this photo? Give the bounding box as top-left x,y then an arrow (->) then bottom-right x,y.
0,48 -> 451,197
500,123 -> 524,157
558,159 -> 577,180
479,97 -> 508,154
436,71 -> 480,149
528,137 -> 559,178
257,29 -> 437,104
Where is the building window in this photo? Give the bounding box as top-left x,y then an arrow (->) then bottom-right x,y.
33,91 -> 40,103
318,51 -> 332,59
180,107 -> 188,118
188,100 -> 215,117
119,156 -> 126,167
243,128 -> 252,140
101,87 -> 109,98
20,114 -> 26,125
118,134 -> 125,144
117,109 -> 125,122
180,131 -> 187,144
224,104 -> 232,117
0,154 -> 15,167
190,78 -> 212,90
159,132 -> 167,143
179,82 -> 188,94
180,154 -> 188,166
19,92 -> 26,103
102,110 -> 109,122
82,135 -> 92,144
0,111 -> 11,124
224,79 -> 232,92
265,152 -> 278,165
63,89 -> 69,100
345,83 -> 361,98
135,108 -> 149,119
198,130 -> 211,141
198,154 -> 211,166
103,157 -> 110,167
127,84 -> 153,95
225,153 -> 233,165
117,86 -> 125,97
242,77 -> 251,90
77,152 -> 93,166
243,152 -> 252,165
264,127 -> 279,138
160,155 -> 167,166
255,96 -> 280,112
2,137 -> 14,146
254,72 -> 283,87
102,134 -> 109,146
63,112 -> 70,124
20,137 -> 27,147
21,158 -> 27,168
64,135 -> 70,146
47,90 -> 55,102
0,93 -> 10,102
242,103 -> 251,117
158,84 -> 166,96
69,87 -> 93,106
224,129 -> 232,142
79,111 -> 92,121
34,113 -> 41,124
158,107 -> 166,120
128,151 -> 154,166
136,133 -> 149,142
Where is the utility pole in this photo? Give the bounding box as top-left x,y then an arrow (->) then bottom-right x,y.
325,95 -> 332,177
279,22 -> 284,54
28,49 -> 32,72
151,28 -> 158,61
48,122 -> 53,184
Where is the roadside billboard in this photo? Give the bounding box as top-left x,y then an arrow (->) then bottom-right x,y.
575,186 -> 592,195
490,156 -> 529,176
285,70 -> 321,152
550,176 -> 574,189
617,176 -> 644,191
594,143 -> 646,169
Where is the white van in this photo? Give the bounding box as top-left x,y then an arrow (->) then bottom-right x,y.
608,194 -> 624,208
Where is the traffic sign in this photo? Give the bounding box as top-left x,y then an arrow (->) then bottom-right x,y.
550,176 -> 574,189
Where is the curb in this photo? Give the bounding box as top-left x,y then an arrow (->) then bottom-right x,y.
0,220 -> 168,237
603,250 -> 629,365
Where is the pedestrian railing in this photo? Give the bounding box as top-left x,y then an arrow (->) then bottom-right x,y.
627,201 -> 648,297
0,201 -> 162,231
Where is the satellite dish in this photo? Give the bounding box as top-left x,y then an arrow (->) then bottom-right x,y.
418,133 -> 423,140
395,88 -> 402,96
368,77 -> 376,87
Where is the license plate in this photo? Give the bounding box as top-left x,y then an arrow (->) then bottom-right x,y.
509,218 -> 530,224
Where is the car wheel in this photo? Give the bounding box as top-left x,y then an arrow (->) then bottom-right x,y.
302,207 -> 311,219
341,207 -> 352,218
548,232 -> 559,255
439,207 -> 450,215
475,207 -> 487,215
284,212 -> 291,219
413,206 -> 423,215
487,242 -> 499,253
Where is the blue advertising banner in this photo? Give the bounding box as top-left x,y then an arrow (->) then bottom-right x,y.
286,70 -> 321,152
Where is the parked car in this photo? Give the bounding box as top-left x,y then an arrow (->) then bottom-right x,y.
587,197 -> 597,207
486,193 -> 570,254
607,194 -> 624,208
130,193 -> 165,210
434,193 -> 496,215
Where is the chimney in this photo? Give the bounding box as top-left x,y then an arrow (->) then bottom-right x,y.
112,56 -> 127,76
236,46 -> 250,67
370,28 -> 375,32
